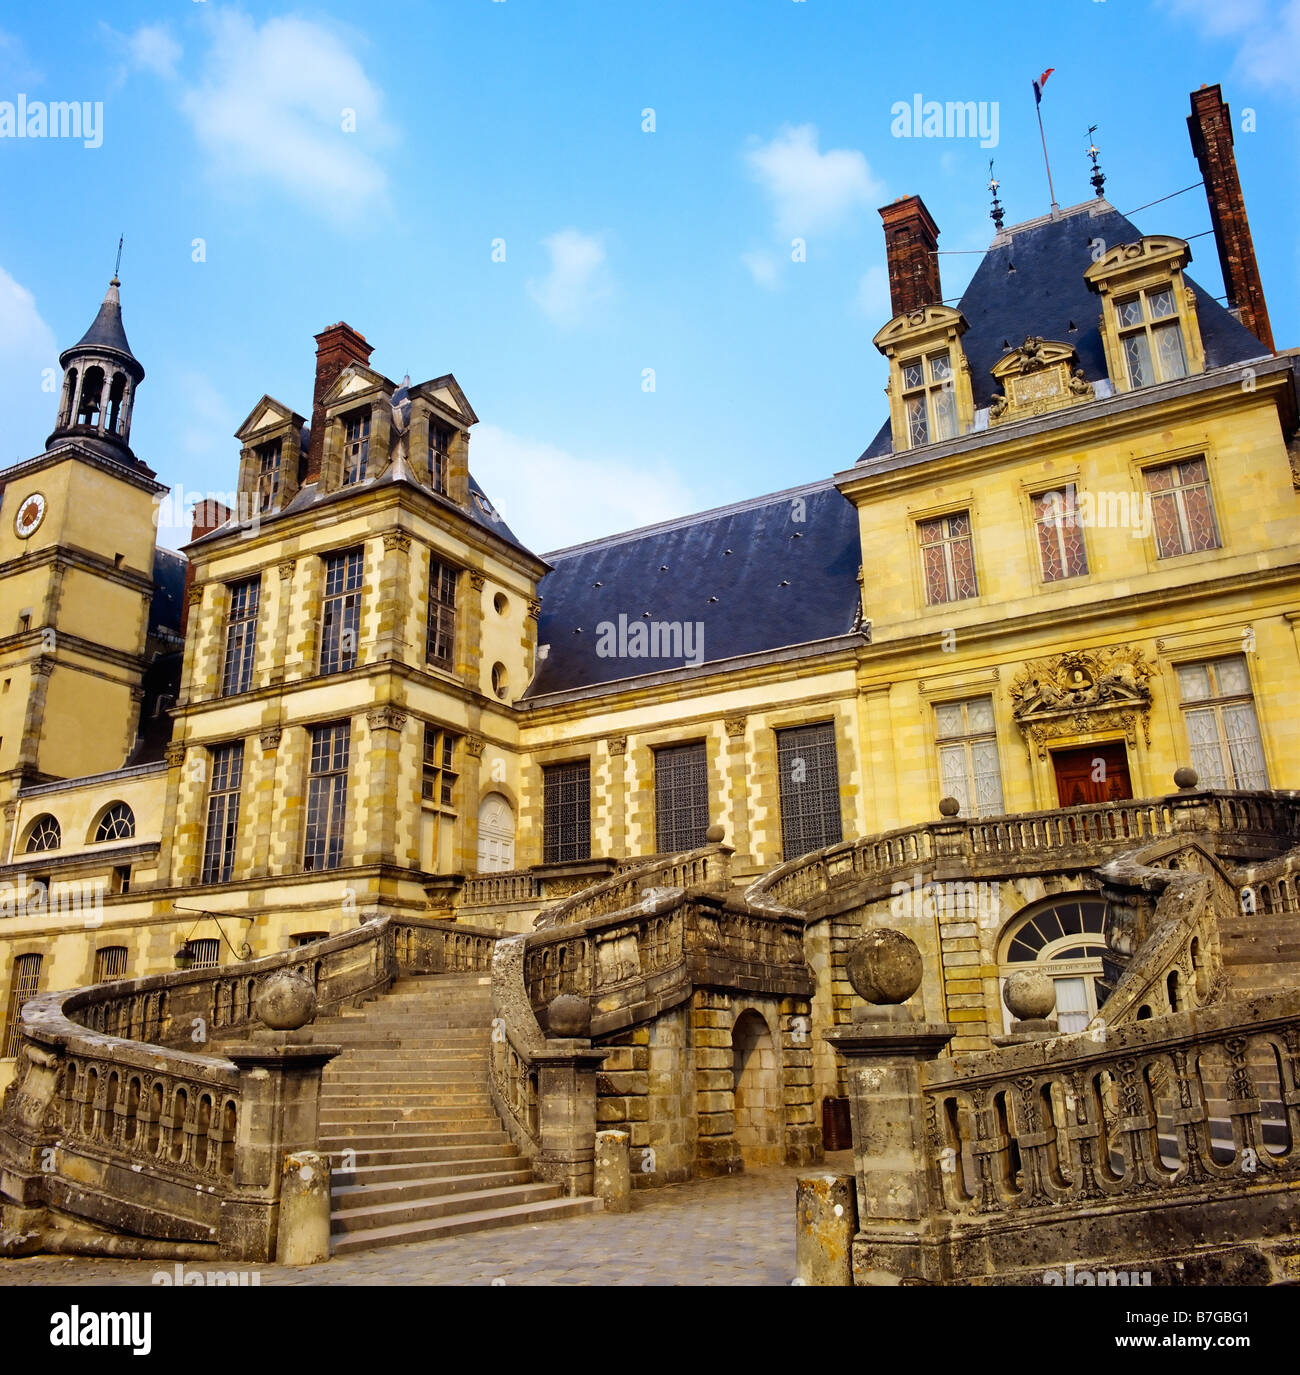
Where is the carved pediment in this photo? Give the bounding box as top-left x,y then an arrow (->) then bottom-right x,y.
1083,235 -> 1190,284
988,338 -> 1094,426
320,363 -> 397,410
1009,647 -> 1157,759
234,394 -> 305,443
410,373 -> 478,426
873,304 -> 968,353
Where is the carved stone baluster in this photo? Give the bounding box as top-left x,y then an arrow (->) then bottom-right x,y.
1009,1075 -> 1053,1207
968,1085 -> 1005,1213
1113,1056 -> 1161,1191
1223,1034 -> 1263,1165
1065,1069 -> 1104,1200
1167,1046 -> 1211,1184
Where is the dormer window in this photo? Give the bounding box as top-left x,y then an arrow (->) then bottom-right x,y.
1115,287 -> 1187,388
256,439 -> 282,512
342,411 -> 370,485
901,352 -> 957,445
430,424 -> 452,495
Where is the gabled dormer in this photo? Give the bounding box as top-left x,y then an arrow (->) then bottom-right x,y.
234,395 -> 306,515
403,375 -> 477,509
317,363 -> 398,494
1084,236 -> 1206,394
874,304 -> 974,451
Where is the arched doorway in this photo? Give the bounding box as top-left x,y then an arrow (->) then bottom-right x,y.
999,895 -> 1108,1033
732,1010 -> 782,1168
476,794 -> 515,872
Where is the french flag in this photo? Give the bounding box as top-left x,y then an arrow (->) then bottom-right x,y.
1033,68 -> 1055,105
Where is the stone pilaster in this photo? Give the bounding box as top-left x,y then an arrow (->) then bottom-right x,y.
607,736 -> 628,859
269,727 -> 309,876
18,659 -> 53,771
249,727 -> 283,879
265,560 -> 294,687
861,684 -> 899,832
724,716 -> 751,865
691,989 -> 742,1176
452,734 -> 485,874
462,571 -> 486,686
374,531 -> 411,662
361,709 -> 407,866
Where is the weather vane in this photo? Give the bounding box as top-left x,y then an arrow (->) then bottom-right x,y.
1086,126 -> 1106,199
114,235 -> 123,281
988,159 -> 1005,231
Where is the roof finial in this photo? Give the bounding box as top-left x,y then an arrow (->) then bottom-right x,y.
112,235 -> 123,286
987,159 -> 1005,231
1086,126 -> 1106,199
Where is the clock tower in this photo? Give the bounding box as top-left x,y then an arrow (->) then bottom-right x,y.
0,273 -> 167,818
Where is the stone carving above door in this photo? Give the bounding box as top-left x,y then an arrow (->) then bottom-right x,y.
1009,646 -> 1156,760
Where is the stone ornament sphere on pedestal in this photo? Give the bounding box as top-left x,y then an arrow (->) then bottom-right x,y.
254,970 -> 318,1031
547,993 -> 592,1038
1173,766 -> 1199,791
705,823 -> 726,843
938,796 -> 961,817
1003,969 -> 1056,1021
846,928 -> 924,1005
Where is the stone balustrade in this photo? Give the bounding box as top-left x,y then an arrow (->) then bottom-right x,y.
534,843 -> 734,930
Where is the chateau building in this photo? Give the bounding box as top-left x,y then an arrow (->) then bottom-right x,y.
0,81 -> 1295,1079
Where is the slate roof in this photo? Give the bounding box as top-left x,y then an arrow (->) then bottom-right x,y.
525,479 -> 863,698
61,279 -> 145,380
149,547 -> 187,640
857,199 -> 1270,462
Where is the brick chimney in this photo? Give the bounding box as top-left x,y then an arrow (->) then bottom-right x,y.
305,322 -> 374,482
878,195 -> 943,319
181,499 -> 232,635
1187,84 -> 1274,353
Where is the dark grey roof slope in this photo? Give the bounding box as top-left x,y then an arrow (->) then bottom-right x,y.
858,200 -> 1269,462
62,279 -> 144,379
526,480 -> 862,697
149,547 -> 187,638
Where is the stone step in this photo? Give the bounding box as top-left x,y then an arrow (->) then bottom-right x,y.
320,1128 -> 511,1152
330,1196 -> 599,1255
322,1070 -> 490,1085
326,1143 -> 520,1171
319,1108 -> 504,1129
319,1092 -> 493,1109
330,1181 -> 573,1234
331,1047 -> 487,1060
332,1166 -> 535,1210
332,1151 -> 522,1187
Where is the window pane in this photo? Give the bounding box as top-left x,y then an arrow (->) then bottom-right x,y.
931,385 -> 956,441
1147,288 -> 1176,320
939,743 -> 970,814
966,697 -> 995,734
1222,703 -> 1268,789
1123,332 -> 1152,388
1179,479 -> 1220,552
1177,665 -> 1211,702
1154,322 -> 1187,380
654,742 -> 710,853
922,542 -> 950,604
543,762 -> 591,863
1149,490 -> 1185,558
305,724 -> 350,871
1116,294 -> 1144,328
901,358 -> 924,390
776,723 -> 842,861
202,743 -> 244,884
928,352 -> 951,383
970,739 -> 1005,816
1184,707 -> 1227,788
934,704 -> 964,739
906,395 -> 928,446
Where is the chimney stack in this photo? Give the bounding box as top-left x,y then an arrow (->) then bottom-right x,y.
181,499 -> 233,635
1187,84 -> 1274,353
305,322 -> 374,482
878,195 -> 943,319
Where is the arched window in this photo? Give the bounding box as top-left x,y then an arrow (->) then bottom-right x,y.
999,895 -> 1108,1034
94,802 -> 135,843
24,815 -> 61,853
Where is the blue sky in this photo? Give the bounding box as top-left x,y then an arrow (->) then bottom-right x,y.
1,1 -> 1297,555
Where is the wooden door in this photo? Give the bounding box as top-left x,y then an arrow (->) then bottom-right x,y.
1051,744 -> 1132,807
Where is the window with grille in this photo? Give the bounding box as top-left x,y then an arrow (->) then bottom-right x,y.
1177,656 -> 1268,791
422,725 -> 459,807
1146,457 -> 1220,558
94,802 -> 135,842
427,558 -> 458,668
305,723 -> 350,871
899,351 -> 957,448
1115,286 -> 1188,388
775,723 -> 843,862
655,742 -> 710,853
320,549 -> 363,675
93,946 -> 128,983
543,761 -> 591,863
1031,488 -> 1089,582
201,742 -> 244,884
935,697 -> 1005,818
3,953 -> 41,1056
430,423 -> 452,495
189,938 -> 221,970
24,815 -> 60,853
222,578 -> 261,695
341,411 -> 370,485
919,511 -> 977,605
290,931 -> 329,948
256,439 -> 282,511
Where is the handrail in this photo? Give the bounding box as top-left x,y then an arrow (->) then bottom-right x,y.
534,842 -> 733,929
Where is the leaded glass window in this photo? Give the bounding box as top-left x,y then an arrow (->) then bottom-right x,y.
899,350 -> 957,448
775,722 -> 843,862
1116,287 -> 1188,388
919,511 -> 977,604
1032,488 -> 1088,582
1146,457 -> 1220,558
320,550 -> 363,675
222,578 -> 260,696
342,411 -> 370,485
543,761 -> 591,863
654,742 -> 710,854
427,558 -> 458,668
202,743 -> 243,884
935,697 -> 1004,818
305,723 -> 350,871
1177,656 -> 1268,790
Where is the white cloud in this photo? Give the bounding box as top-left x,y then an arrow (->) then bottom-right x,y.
855,265 -> 891,322
0,265 -> 59,461
127,24 -> 182,80
1163,0 -> 1300,97
468,424 -> 696,553
527,230 -> 613,325
177,11 -> 393,222
744,124 -> 882,237
741,250 -> 779,288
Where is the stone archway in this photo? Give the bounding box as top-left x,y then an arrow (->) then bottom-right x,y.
476,794 -> 515,872
732,1009 -> 782,1168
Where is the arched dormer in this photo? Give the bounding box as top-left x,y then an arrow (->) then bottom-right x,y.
873,304 -> 974,452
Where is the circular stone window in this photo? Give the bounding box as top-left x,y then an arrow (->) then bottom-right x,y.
493,592 -> 508,615
491,662 -> 509,699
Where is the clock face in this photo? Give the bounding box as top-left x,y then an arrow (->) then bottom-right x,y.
14,492 -> 46,538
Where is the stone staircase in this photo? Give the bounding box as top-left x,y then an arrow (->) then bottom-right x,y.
315,971 -> 598,1255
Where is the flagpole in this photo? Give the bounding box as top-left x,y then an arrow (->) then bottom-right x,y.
1034,85 -> 1059,212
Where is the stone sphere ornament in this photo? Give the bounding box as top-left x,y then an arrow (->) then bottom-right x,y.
255,969 -> 318,1031
1173,766 -> 1199,791
938,796 -> 961,818
705,823 -> 726,844
846,929 -> 924,1006
547,993 -> 592,1038
1003,969 -> 1056,1022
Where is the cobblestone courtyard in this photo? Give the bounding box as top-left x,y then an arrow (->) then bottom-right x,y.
0,1156 -> 852,1287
